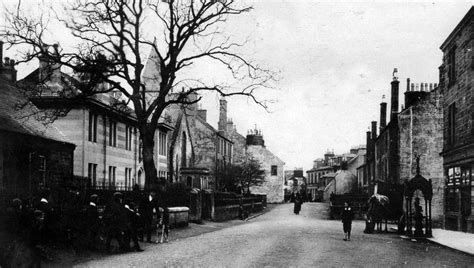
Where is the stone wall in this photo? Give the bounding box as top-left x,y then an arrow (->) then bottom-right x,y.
398,88 -> 444,226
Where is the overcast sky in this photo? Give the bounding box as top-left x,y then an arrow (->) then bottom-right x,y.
3,0 -> 473,172
200,0 -> 473,171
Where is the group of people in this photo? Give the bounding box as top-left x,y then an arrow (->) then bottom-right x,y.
4,189 -> 170,254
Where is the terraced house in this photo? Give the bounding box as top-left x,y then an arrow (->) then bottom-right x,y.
439,7 -> 474,233
21,47 -> 172,191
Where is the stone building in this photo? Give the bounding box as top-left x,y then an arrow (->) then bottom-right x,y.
167,96 -> 232,190
439,7 -> 474,233
358,121 -> 378,194
0,64 -> 75,199
221,101 -> 285,202
374,72 -> 401,194
398,79 -> 443,226
306,149 -> 359,200
244,129 -> 285,203
20,47 -> 172,190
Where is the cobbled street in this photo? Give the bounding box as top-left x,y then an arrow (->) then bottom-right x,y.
76,203 -> 473,267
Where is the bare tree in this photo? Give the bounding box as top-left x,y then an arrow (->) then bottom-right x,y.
1,0 -> 276,190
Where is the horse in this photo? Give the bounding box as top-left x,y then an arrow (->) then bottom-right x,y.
366,194 -> 390,233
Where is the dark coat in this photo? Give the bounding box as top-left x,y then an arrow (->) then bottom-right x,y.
341,207 -> 354,223
86,203 -> 100,229
139,195 -> 160,222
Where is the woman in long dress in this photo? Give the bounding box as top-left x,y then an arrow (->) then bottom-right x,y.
293,192 -> 302,215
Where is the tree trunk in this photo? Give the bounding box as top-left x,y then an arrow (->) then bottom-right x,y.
141,125 -> 158,190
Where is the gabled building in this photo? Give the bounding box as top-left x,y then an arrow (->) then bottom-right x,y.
20,46 -> 172,191
167,95 -> 232,190
439,7 -> 474,233
0,67 -> 75,200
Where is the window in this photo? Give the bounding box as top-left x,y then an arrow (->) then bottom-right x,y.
446,166 -> 472,214
125,126 -> 133,150
109,121 -> 117,147
159,132 -> 167,156
88,163 -> 97,187
108,166 -> 116,187
38,155 -> 46,186
125,167 -> 132,189
88,113 -> 98,142
271,165 -> 278,176
447,103 -> 456,146
447,46 -> 456,86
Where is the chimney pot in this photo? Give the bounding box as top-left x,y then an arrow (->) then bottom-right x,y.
420,83 -> 424,91
411,84 -> 415,91
406,78 -> 410,92
424,83 -> 428,91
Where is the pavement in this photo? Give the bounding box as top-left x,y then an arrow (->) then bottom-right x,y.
428,228 -> 474,256
70,203 -> 473,267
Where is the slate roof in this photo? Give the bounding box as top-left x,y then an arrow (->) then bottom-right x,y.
0,78 -> 73,145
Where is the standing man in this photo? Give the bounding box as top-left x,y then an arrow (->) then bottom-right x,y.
341,201 -> 354,241
86,194 -> 100,251
139,191 -> 160,243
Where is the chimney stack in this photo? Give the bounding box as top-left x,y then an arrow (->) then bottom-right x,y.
380,100 -> 387,132
0,41 -> 3,68
218,98 -> 227,133
0,42 -> 17,82
366,131 -> 371,146
390,69 -> 400,122
371,121 -> 377,140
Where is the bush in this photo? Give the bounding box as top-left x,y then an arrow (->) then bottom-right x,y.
161,182 -> 189,207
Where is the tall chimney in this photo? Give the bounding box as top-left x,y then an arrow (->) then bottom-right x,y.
366,131 -> 371,146
390,70 -> 400,122
380,101 -> 387,131
0,41 -> 3,68
371,121 -> 377,140
218,98 -> 227,132
406,78 -> 410,92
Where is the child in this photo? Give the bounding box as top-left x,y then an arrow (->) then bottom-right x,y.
159,207 -> 170,243
341,201 -> 353,241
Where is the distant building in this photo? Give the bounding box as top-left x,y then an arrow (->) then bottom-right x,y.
306,148 -> 362,201
285,169 -> 307,200
439,7 -> 474,233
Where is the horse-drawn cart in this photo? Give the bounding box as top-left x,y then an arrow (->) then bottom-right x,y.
365,183 -> 404,233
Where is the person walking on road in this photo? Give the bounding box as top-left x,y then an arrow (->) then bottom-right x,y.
341,201 -> 354,241
293,192 -> 302,215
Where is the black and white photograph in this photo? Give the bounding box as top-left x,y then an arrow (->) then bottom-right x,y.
0,0 -> 473,267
